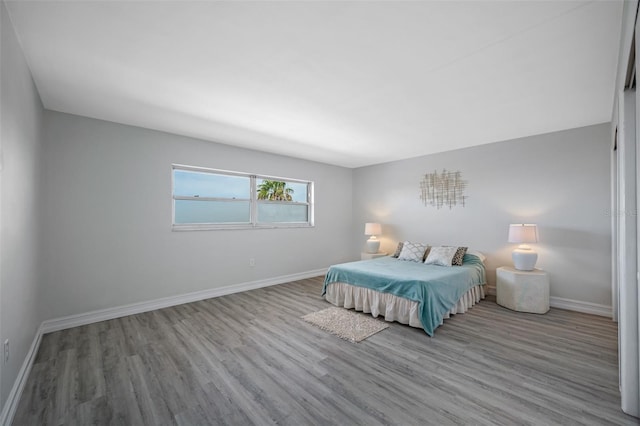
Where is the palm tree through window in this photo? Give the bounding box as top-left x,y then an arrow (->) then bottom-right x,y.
257,180 -> 294,201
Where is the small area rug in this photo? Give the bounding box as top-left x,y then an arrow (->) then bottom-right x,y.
302,306 -> 390,343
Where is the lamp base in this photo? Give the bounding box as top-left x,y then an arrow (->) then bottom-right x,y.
512,247 -> 538,271
366,238 -> 380,254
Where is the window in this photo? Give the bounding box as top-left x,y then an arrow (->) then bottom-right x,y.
172,165 -> 314,230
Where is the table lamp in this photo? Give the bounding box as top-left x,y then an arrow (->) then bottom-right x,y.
364,222 -> 382,254
508,224 -> 539,271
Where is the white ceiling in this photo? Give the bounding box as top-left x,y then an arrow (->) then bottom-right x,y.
5,1 -> 623,168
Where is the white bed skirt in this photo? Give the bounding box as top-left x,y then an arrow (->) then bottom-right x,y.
324,283 -> 485,329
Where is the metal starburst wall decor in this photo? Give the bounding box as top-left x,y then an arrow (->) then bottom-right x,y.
420,169 -> 467,209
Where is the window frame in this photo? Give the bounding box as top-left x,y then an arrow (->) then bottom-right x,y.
172,164 -> 315,231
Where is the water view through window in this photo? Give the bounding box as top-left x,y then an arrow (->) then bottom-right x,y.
173,166 -> 313,228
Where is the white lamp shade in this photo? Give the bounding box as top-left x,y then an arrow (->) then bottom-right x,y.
364,222 -> 382,236
508,224 -> 538,244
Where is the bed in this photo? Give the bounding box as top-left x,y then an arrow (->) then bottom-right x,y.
322,252 -> 486,336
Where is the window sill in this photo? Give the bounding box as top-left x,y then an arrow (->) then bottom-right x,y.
172,223 -> 315,232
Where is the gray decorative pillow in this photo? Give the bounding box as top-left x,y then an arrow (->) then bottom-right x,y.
424,246 -> 458,266
392,242 -> 404,258
398,241 -> 428,262
451,247 -> 468,266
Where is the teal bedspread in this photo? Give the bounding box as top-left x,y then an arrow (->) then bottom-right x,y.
322,254 -> 486,336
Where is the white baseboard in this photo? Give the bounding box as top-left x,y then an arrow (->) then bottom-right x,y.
2,268 -> 326,426
0,325 -> 43,426
486,285 -> 611,317
41,268 -> 327,333
550,296 -> 612,317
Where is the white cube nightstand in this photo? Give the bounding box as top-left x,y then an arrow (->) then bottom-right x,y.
361,252 -> 387,260
496,266 -> 549,314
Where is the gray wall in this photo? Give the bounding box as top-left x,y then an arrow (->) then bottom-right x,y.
353,123 -> 612,306
0,1 -> 44,409
39,111 -> 354,320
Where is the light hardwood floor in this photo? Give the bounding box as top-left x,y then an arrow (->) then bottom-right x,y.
13,277 -> 639,425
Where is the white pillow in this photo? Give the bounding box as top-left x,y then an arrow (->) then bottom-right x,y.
397,241 -> 428,262
424,246 -> 458,266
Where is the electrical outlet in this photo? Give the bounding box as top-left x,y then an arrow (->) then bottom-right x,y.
249,258 -> 255,267
4,339 -> 9,364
